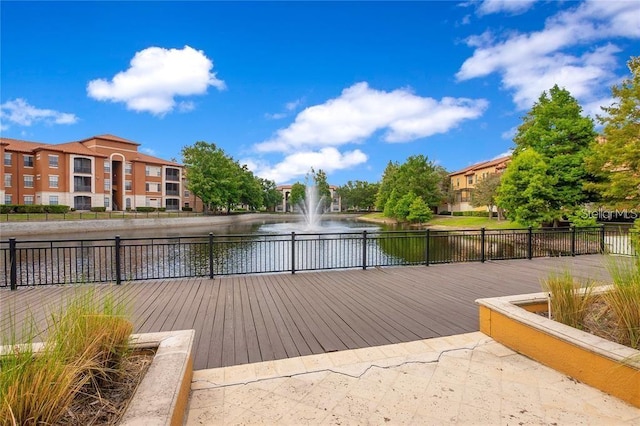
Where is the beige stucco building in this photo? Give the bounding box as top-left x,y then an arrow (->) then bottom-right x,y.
448,156 -> 510,213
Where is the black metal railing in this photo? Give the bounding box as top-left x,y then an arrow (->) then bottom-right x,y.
1,226 -> 636,289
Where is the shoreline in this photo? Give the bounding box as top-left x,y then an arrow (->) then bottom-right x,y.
0,213 -> 363,238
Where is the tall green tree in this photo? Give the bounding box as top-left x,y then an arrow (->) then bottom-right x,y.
375,161 -> 399,211
182,141 -> 240,213
471,173 -> 502,219
260,178 -> 283,212
338,180 -> 379,211
289,182 -> 306,210
496,149 -> 557,227
587,57 -> 640,210
394,155 -> 447,208
237,165 -> 263,211
312,169 -> 332,210
511,85 -> 597,222
394,192 -> 416,221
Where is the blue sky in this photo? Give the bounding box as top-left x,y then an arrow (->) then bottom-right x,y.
1,1 -> 638,185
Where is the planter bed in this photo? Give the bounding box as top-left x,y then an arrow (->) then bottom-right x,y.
476,292 -> 639,408
1,329 -> 194,426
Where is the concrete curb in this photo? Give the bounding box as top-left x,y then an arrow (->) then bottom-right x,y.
120,330 -> 195,426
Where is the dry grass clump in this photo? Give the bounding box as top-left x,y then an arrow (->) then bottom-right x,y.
542,270 -> 595,329
543,255 -> 640,350
0,286 -> 133,426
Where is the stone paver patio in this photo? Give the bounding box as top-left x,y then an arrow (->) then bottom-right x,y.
186,332 -> 640,425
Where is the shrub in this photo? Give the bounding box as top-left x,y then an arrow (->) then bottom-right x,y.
135,207 -> 156,213
182,206 -> 193,212
158,207 -> 166,212
45,205 -> 70,213
90,207 -> 106,212
605,256 -> 640,349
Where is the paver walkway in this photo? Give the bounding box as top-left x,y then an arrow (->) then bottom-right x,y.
186,332 -> 640,425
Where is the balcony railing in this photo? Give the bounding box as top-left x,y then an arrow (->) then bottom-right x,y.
74,167 -> 92,174
74,185 -> 92,192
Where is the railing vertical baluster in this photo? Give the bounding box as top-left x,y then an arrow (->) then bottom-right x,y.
9,237 -> 17,290
208,232 -> 214,279
362,230 -> 367,270
291,232 -> 296,274
480,228 -> 486,263
527,226 -> 533,259
600,224 -> 606,254
425,229 -> 430,266
571,226 -> 576,256
115,235 -> 122,285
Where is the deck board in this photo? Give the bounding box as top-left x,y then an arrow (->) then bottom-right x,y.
0,255 -> 623,370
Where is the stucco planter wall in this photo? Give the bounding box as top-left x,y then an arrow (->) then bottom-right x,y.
0,329 -> 194,426
476,292 -> 639,408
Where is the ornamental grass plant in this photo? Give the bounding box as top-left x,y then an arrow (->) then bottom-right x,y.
605,255 -> 640,349
542,270 -> 595,329
0,286 -> 133,426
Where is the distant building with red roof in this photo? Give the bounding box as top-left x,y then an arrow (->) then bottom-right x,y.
1,134 -> 201,211
447,155 -> 511,213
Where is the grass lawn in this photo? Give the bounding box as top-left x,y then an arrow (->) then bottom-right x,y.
427,216 -> 523,229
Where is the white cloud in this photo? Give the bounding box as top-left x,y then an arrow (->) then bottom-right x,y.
245,148 -> 368,184
477,0 -> 538,16
141,147 -> 156,156
0,98 -> 78,129
87,45 -> 225,115
255,82 -> 488,153
458,0 -> 640,112
265,98 -> 304,120
265,112 -> 287,120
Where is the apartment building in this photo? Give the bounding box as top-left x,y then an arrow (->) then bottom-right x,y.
448,156 -> 511,212
1,134 -> 189,211
276,184 -> 342,213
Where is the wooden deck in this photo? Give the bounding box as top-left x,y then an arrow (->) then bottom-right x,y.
0,255 -> 618,370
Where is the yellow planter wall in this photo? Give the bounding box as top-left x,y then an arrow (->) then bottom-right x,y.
480,305 -> 640,408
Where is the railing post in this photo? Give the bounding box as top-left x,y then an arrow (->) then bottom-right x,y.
115,235 -> 122,285
527,226 -> 533,260
208,232 -> 214,279
362,230 -> 367,270
291,232 -> 296,274
9,237 -> 17,290
600,224 -> 606,254
425,229 -> 430,266
480,228 -> 486,263
571,226 -> 576,256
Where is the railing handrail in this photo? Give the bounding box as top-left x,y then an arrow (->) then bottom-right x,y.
2,226 -> 636,289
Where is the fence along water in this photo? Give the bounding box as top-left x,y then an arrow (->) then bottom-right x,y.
2,226 -> 637,289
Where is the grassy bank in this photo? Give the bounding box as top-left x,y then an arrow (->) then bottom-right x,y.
358,213 -> 521,229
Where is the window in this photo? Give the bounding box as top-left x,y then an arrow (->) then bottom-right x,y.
104,179 -> 111,191
456,178 -> 460,188
125,180 -> 132,191
125,163 -> 132,175
467,175 -> 474,185
184,190 -> 190,198
166,198 -> 179,210
24,196 -> 34,205
49,175 -> 59,188
49,195 -> 59,205
74,196 -> 91,211
23,155 -> 34,167
145,165 -> 161,177
24,175 -> 34,188
146,182 -> 160,192
165,182 -> 179,196
4,174 -> 11,187
165,168 -> 180,181
4,153 -> 11,166
4,194 -> 12,204
125,198 -> 131,210
48,155 -> 59,168
73,157 -> 91,174
104,196 -> 110,208
104,160 -> 111,172
74,176 -> 91,192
